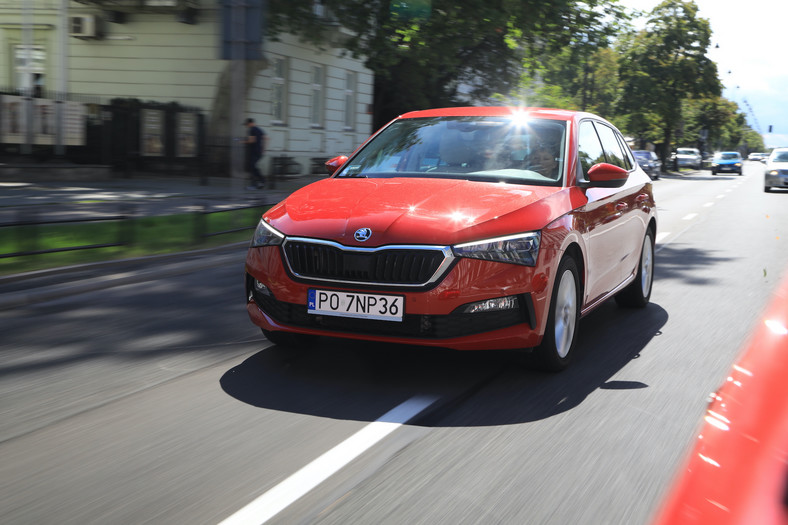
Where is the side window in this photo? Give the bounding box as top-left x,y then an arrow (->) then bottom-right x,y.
615,132 -> 635,170
578,120 -> 605,176
271,57 -> 288,124
595,123 -> 628,170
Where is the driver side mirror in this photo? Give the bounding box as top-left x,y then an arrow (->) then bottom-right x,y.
325,155 -> 348,176
585,163 -> 629,188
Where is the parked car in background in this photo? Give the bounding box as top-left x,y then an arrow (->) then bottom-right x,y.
748,152 -> 768,162
652,270 -> 788,525
764,147 -> 788,192
674,148 -> 702,170
633,150 -> 661,180
245,107 -> 657,371
711,151 -> 743,175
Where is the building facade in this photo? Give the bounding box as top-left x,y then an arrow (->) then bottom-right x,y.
0,1 -> 373,175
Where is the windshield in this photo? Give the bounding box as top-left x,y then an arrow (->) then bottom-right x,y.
716,153 -> 740,160
633,151 -> 650,159
335,116 -> 567,186
677,149 -> 697,155
772,152 -> 788,163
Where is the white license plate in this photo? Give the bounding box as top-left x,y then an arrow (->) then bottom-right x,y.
307,289 -> 404,322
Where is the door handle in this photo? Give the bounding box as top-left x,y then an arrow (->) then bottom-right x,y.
615,203 -> 629,211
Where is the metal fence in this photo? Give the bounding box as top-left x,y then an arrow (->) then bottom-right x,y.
0,201 -> 266,261
0,91 -> 206,175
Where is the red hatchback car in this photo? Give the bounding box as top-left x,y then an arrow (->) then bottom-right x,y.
245,107 -> 657,370
652,271 -> 788,525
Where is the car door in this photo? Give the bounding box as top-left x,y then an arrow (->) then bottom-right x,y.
575,120 -> 646,307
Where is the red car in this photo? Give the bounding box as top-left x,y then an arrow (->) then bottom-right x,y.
245,107 -> 657,370
652,272 -> 788,525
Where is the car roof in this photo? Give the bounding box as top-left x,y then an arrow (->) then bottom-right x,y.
397,106 -> 586,122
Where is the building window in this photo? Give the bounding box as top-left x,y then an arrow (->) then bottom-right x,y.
344,71 -> 356,130
271,57 -> 287,124
14,45 -> 46,93
310,65 -> 324,128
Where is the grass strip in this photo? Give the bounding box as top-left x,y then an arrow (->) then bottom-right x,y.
0,205 -> 269,275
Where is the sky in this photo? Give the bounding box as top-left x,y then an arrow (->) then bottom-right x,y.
618,0 -> 788,148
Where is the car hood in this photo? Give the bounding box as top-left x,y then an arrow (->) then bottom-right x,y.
767,161 -> 788,170
264,177 -> 586,246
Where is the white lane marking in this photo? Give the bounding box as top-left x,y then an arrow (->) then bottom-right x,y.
682,213 -> 698,221
716,194 -> 725,199
218,395 -> 439,525
656,232 -> 670,244
703,202 -> 714,207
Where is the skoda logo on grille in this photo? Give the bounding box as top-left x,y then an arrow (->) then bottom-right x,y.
354,228 -> 372,242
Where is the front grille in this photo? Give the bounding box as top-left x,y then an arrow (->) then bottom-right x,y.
250,288 -> 529,339
283,240 -> 449,286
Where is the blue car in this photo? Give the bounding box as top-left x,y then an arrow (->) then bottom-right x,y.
711,151 -> 742,175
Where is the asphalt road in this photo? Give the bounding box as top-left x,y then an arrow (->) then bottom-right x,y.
1,161 -> 786,524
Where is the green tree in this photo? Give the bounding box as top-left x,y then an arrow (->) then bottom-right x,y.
267,0 -> 609,129
740,128 -> 765,153
618,0 -> 720,166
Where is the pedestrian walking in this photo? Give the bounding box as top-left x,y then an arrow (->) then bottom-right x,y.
244,118 -> 266,189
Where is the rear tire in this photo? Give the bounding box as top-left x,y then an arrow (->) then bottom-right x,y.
615,229 -> 655,308
535,256 -> 581,372
262,329 -> 318,349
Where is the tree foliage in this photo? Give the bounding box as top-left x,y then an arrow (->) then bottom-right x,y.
266,0 -> 763,163
617,0 -> 720,164
268,0 -> 602,128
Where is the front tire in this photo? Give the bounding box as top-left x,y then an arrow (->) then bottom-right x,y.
535,256 -> 581,372
615,229 -> 655,308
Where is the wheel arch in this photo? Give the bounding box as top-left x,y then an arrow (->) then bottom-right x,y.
562,241 -> 585,297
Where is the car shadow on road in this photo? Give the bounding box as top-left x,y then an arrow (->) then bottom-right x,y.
219,302 -> 668,427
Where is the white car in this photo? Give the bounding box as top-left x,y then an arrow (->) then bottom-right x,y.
748,152 -> 768,162
764,148 -> 788,192
675,147 -> 702,170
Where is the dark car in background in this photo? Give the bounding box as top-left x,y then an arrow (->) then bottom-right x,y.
633,150 -> 661,179
711,151 -> 743,175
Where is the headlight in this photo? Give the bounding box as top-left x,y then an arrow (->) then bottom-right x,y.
251,219 -> 284,247
453,232 -> 540,266
735,163 -> 742,167
768,170 -> 779,176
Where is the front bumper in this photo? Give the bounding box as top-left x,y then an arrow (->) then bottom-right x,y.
677,158 -> 700,168
765,169 -> 788,188
244,245 -> 555,350
713,163 -> 742,173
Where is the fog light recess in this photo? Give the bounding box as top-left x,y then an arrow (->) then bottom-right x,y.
462,296 -> 519,314
254,279 -> 271,296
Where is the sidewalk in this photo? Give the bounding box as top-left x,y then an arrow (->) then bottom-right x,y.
0,171 -> 324,310
0,172 -> 323,224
